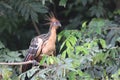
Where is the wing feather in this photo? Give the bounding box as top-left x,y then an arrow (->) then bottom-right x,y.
22,37 -> 43,72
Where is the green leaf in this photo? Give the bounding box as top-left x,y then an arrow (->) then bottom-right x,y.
75,46 -> 88,55
21,4 -> 27,17
66,40 -> 72,48
59,0 -> 67,7
39,55 -> 47,65
111,69 -> 120,79
27,67 -> 39,77
68,71 -> 76,80
30,10 -> 38,23
75,46 -> 81,55
0,2 -> 12,9
24,6 -> 30,20
0,41 -> 5,49
30,2 -> 47,13
1,67 -> 12,80
81,0 -> 88,6
88,18 -> 105,35
46,56 -> 55,64
68,36 -> 77,46
60,41 -> 66,51
61,50 -> 67,58
82,21 -> 87,28
16,1 -> 48,22
114,10 -> 120,15
66,48 -> 74,57
89,2 -> 104,17
49,56 -> 54,64
92,53 -> 105,64
58,31 -> 64,41
99,39 -> 106,48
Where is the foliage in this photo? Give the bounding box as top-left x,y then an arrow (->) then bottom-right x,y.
0,0 -> 120,80
13,0 -> 48,22
57,18 -> 120,79
0,0 -> 48,50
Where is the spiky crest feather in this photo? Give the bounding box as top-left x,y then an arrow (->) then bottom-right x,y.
44,12 -> 59,25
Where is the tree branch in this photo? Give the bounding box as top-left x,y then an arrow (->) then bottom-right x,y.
107,27 -> 120,30
32,20 -> 40,35
0,60 -> 38,65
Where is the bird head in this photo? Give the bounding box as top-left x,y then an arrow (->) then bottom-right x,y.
45,12 -> 61,28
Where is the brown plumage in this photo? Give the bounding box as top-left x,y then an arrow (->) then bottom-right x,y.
21,13 -> 61,73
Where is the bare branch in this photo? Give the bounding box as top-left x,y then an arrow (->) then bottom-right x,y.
107,27 -> 120,30
0,60 -> 37,65
32,20 -> 40,35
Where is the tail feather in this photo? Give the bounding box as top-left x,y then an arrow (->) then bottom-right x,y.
22,53 -> 34,73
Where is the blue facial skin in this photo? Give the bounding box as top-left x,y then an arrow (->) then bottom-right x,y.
52,21 -> 61,27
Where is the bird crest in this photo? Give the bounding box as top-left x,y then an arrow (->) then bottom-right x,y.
45,12 -> 59,25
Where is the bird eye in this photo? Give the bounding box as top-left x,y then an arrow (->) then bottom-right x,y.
51,21 -> 61,27
53,22 -> 57,25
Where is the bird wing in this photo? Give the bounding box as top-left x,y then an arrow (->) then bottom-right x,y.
22,36 -> 44,72
25,36 -> 44,61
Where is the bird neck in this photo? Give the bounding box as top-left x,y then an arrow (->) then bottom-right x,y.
48,26 -> 57,43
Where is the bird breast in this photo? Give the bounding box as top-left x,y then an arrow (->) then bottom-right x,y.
41,40 -> 56,56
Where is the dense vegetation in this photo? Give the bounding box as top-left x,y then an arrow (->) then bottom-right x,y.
0,0 -> 120,80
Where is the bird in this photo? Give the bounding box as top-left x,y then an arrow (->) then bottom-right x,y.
21,13 -> 61,73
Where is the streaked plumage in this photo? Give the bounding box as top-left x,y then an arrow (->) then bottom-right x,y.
22,13 -> 61,73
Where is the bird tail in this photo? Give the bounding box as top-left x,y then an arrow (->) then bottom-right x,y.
21,53 -> 34,73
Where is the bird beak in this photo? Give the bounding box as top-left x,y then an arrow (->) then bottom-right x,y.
58,23 -> 62,27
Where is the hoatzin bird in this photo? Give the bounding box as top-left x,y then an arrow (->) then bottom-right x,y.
22,13 -> 61,73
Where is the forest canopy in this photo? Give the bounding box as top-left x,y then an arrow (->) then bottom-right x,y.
0,0 -> 120,80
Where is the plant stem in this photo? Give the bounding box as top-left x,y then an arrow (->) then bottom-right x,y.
32,20 -> 40,35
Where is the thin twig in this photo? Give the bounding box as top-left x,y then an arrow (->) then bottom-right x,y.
0,60 -> 35,65
32,20 -> 40,35
107,27 -> 120,30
